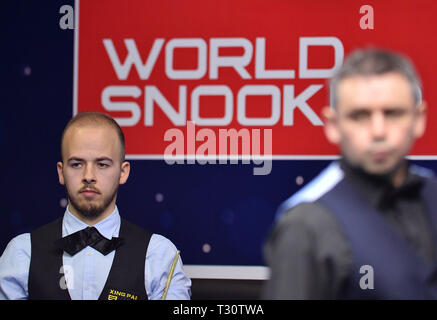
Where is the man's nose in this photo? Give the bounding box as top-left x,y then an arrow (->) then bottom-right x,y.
82,164 -> 96,183
370,112 -> 387,140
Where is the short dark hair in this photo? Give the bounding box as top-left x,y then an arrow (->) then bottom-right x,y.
60,112 -> 125,162
330,48 -> 422,108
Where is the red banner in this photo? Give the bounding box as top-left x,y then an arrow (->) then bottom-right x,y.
75,0 -> 437,158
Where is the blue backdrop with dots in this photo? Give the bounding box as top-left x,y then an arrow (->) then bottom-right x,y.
1,1 -> 437,267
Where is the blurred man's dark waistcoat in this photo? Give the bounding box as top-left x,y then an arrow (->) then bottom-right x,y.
318,162 -> 437,299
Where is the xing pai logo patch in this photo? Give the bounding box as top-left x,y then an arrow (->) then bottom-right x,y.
107,289 -> 138,300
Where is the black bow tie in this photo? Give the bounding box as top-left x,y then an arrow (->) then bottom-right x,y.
54,226 -> 124,256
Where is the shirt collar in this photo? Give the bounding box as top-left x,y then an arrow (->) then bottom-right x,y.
340,158 -> 425,209
63,206 -> 121,240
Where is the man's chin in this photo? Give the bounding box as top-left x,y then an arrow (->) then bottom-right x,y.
66,187 -> 119,222
69,200 -> 106,220
362,159 -> 402,177
344,156 -> 393,175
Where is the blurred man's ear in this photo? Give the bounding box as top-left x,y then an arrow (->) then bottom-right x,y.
322,106 -> 341,145
57,161 -> 65,185
414,101 -> 427,139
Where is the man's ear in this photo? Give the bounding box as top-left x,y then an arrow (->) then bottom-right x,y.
322,106 -> 341,145
57,161 -> 65,185
414,101 -> 427,139
119,161 -> 130,185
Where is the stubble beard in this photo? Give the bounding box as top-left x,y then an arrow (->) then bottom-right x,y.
66,185 -> 119,220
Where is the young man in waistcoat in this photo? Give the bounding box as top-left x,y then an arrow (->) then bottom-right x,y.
263,48 -> 437,299
0,112 -> 191,300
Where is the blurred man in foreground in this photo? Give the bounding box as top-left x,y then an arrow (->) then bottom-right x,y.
264,48 -> 437,299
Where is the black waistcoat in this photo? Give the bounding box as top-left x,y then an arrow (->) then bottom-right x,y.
28,217 -> 152,300
318,176 -> 437,299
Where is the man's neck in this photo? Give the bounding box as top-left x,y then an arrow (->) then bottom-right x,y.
391,161 -> 408,188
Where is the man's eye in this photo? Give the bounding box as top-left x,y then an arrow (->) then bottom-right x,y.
70,162 -> 82,168
98,163 -> 109,168
349,111 -> 369,121
385,109 -> 405,118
